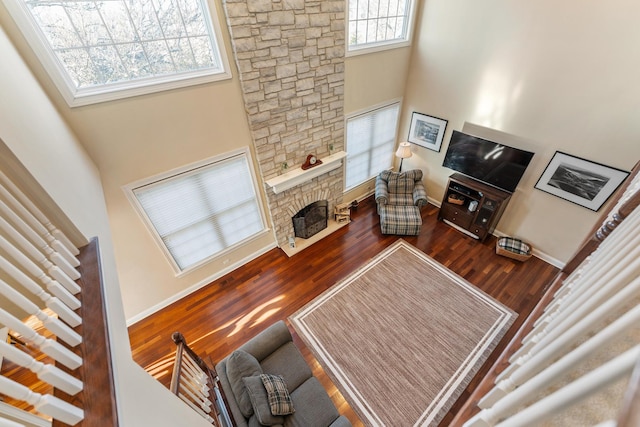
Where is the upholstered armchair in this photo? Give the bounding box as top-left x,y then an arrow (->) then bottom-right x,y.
375,169 -> 428,235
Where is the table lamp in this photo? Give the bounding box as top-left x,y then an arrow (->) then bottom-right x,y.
395,142 -> 412,172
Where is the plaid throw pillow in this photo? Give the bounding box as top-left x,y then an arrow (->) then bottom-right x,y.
260,374 -> 294,416
498,237 -> 531,255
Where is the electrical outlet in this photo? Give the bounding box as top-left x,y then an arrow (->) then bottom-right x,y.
222,259 -> 230,265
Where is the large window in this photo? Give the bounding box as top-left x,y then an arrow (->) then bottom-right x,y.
126,150 -> 267,274
347,0 -> 416,54
345,101 -> 401,190
4,0 -> 231,106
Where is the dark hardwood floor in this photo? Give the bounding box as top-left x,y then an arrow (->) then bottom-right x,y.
128,196 -> 560,426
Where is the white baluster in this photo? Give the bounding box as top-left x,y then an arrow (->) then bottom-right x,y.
0,181 -> 79,267
0,341 -> 82,395
510,253 -> 640,364
0,417 -> 26,427
0,216 -> 80,295
0,234 -> 80,310
0,279 -> 81,346
0,199 -> 79,280
0,309 -> 81,370
179,378 -> 212,412
0,376 -> 83,426
529,228 -> 640,341
493,346 -> 639,427
177,391 -> 215,423
0,170 -> 79,256
482,303 -> 640,408
468,346 -> 640,427
0,254 -> 80,327
500,274 -> 640,382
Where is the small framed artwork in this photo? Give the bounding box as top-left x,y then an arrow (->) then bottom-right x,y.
407,112 -> 448,152
535,151 -> 629,211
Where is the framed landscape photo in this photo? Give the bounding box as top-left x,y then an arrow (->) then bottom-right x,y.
535,151 -> 629,211
408,112 -> 448,152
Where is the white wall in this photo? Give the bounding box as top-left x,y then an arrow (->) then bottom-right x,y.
0,0 -> 276,321
0,26 -> 210,427
400,0 -> 640,263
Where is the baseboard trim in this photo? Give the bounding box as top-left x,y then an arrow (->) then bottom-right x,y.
491,230 -> 565,269
126,242 -> 277,326
431,200 -> 565,269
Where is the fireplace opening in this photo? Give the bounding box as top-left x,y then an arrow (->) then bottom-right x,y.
292,200 -> 328,239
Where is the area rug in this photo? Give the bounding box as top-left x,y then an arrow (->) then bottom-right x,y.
290,240 -> 515,426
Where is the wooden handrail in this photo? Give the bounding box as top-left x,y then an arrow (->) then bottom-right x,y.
170,332 -> 235,426
451,160 -> 640,426
53,238 -> 118,427
562,160 -> 640,275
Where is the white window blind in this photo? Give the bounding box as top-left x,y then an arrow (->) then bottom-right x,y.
4,0 -> 230,106
345,102 -> 400,190
131,153 -> 265,273
347,0 -> 415,54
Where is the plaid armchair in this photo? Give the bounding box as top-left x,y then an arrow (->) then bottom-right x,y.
375,169 -> 428,235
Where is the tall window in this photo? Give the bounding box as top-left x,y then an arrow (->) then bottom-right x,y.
345,102 -> 401,190
126,150 -> 266,274
4,0 -> 230,106
347,0 -> 416,54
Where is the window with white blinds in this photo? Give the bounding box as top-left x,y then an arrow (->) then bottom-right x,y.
345,102 -> 401,190
128,151 -> 266,274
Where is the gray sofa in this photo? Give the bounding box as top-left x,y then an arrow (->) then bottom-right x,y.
216,321 -> 351,427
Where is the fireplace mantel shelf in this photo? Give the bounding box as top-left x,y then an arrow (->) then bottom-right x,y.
265,151 -> 347,194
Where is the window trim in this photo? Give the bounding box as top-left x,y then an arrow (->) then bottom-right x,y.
3,0 -> 232,107
346,0 -> 418,57
344,98 -> 403,191
123,147 -> 268,276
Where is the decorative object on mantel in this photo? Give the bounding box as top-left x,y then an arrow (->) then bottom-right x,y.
334,203 -> 350,224
395,142 -> 412,172
535,151 -> 629,211
301,154 -> 323,170
407,112 -> 448,152
265,151 -> 347,194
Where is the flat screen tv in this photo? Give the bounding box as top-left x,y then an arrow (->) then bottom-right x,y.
442,131 -> 534,193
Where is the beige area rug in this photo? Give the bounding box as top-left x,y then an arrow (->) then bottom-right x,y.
290,240 -> 515,426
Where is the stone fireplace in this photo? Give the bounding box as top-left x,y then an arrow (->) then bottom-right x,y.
292,200 -> 328,239
222,0 -> 345,248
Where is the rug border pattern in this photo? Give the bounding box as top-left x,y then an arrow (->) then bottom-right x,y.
290,240 -> 515,426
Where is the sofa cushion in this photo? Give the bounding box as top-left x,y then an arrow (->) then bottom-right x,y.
284,377 -> 340,427
243,375 -> 286,426
261,374 -> 295,416
388,177 -> 415,195
260,342 -> 313,391
227,350 -> 263,418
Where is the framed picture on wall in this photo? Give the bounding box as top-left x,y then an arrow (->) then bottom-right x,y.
407,112 -> 448,152
535,151 -> 629,211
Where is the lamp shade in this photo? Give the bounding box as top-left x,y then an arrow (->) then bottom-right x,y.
395,142 -> 412,159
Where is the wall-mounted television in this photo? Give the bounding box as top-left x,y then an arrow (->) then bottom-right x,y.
442,131 -> 534,193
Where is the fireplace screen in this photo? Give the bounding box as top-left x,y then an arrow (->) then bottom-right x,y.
292,200 -> 328,239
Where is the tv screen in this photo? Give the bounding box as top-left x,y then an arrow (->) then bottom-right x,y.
442,131 -> 534,193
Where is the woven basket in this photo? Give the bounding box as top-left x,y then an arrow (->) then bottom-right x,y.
447,194 -> 465,205
496,237 -> 532,262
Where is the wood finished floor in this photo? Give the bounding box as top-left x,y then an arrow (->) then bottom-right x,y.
128,196 -> 560,426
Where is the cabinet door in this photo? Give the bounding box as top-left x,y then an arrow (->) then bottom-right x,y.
441,204 -> 473,229
474,206 -> 494,228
